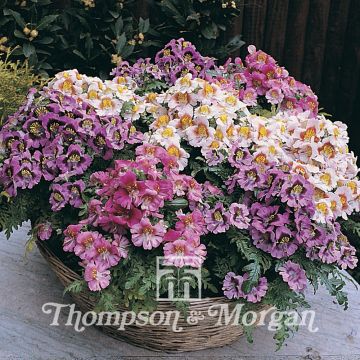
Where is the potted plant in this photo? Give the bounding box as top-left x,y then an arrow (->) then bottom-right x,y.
0,39 -> 359,351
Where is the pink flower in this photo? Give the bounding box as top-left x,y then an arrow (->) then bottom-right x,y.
93,237 -> 121,268
63,224 -> 83,252
113,171 -> 140,209
130,218 -> 166,250
36,222 -> 52,241
163,231 -> 206,268
265,87 -> 284,104
175,209 -> 206,236
84,261 -> 111,291
185,177 -> 203,202
163,239 -> 194,268
113,234 -> 130,259
74,231 -> 99,260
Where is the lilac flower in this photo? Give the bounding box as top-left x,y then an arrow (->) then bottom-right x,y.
250,203 -> 289,234
229,203 -> 250,229
49,183 -> 70,211
258,168 -> 285,200
243,275 -> 268,303
67,180 -> 85,208
278,261 -> 307,292
57,144 -> 91,175
23,118 -> 46,148
280,174 -> 314,208
228,146 -> 253,168
270,226 -> 298,258
235,165 -> 262,191
12,159 -> 42,190
222,272 -> 245,299
204,202 -> 230,234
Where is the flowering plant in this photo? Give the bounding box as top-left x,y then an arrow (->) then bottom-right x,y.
0,38 -> 359,346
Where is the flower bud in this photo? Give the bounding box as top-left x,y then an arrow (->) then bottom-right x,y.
23,27 -> 31,35
30,29 -> 38,38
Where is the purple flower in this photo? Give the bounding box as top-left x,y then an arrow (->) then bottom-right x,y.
23,118 -> 46,148
235,165 -> 262,191
270,226 -> 298,258
49,183 -> 70,211
204,202 -> 230,234
278,261 -> 307,292
228,146 -> 253,168
67,180 -> 86,208
12,157 -> 42,190
222,272 -> 245,299
258,168 -> 286,200
280,174 -> 314,208
229,203 -> 250,229
243,275 -> 268,303
223,272 -> 268,303
57,144 -> 91,175
250,203 -> 289,234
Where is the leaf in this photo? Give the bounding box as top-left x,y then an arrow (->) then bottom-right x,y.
201,22 -> 219,40
116,33 -> 126,53
120,44 -> 134,58
72,49 -> 86,60
114,17 -> 124,36
22,43 -> 36,57
14,29 -> 27,39
3,8 -> 26,28
64,279 -> 86,295
138,17 -> 150,33
37,15 -> 58,30
35,36 -> 54,44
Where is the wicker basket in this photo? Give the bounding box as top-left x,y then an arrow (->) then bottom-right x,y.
37,240 -> 264,352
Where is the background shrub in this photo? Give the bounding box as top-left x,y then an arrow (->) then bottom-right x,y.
0,48 -> 43,125
0,0 -> 243,77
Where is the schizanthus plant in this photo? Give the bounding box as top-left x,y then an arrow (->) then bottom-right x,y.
0,39 -> 359,344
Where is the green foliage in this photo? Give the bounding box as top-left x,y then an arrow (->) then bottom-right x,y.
64,279 -> 87,295
290,253 -> 350,309
0,48 -> 43,124
0,0 -> 152,77
229,228 -> 272,292
0,190 -> 37,238
154,0 -> 244,57
0,0 -> 243,77
342,217 -> 360,238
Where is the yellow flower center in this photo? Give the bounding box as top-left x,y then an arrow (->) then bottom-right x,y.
255,153 -> 267,164
199,105 -> 210,115
180,76 -> 191,87
100,98 -> 113,109
167,145 -> 180,158
316,202 -> 328,214
320,173 -> 331,186
225,95 -> 237,106
91,268 -> 98,280
238,126 -> 250,138
155,114 -> 170,127
196,124 -> 209,137
214,211 -> 223,221
88,90 -> 98,100
162,127 -> 174,138
180,114 -> 193,129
